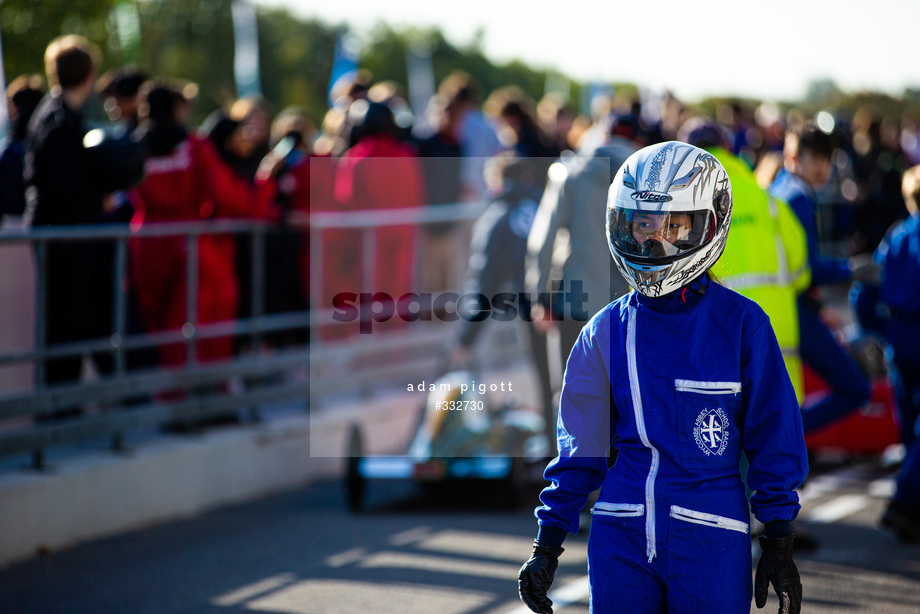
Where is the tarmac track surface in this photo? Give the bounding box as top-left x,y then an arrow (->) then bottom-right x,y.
0,458 -> 917,614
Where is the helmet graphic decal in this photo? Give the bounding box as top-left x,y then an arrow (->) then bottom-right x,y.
691,154 -> 730,208
642,142 -> 699,194
669,236 -> 724,286
670,166 -> 703,190
645,142 -> 673,191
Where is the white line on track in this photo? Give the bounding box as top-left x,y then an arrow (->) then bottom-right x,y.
869,477 -> 896,498
807,494 -> 869,523
799,463 -> 871,503
210,573 -> 296,606
325,547 -> 367,567
359,551 -> 521,578
389,526 -> 432,546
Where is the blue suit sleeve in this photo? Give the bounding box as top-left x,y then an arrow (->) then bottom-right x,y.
535,322 -> 616,535
741,318 -> 809,524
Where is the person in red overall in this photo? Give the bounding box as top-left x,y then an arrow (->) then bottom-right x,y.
310,149 -> 352,340
199,110 -> 269,346
333,100 -> 424,334
307,108 -> 354,340
129,85 -> 258,366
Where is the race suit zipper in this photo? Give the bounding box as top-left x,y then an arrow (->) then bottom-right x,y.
627,304 -> 659,563
593,502 -> 645,517
670,505 -> 750,533
673,380 -> 742,395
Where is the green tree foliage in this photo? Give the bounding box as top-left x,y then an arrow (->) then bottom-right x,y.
138,0 -> 237,117
256,8 -> 335,125
0,2 -> 611,125
819,92 -> 909,122
360,24 -> 567,110
138,1 -> 341,123
1,0 -> 115,79
5,2 -> 920,130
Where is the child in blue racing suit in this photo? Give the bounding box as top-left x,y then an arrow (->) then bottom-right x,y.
518,141 -> 809,614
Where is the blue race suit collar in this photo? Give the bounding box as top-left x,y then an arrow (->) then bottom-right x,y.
634,274 -> 710,313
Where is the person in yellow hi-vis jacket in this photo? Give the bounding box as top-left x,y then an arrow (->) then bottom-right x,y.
679,118 -> 811,404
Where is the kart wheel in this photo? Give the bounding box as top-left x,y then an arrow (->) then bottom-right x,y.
344,424 -> 366,513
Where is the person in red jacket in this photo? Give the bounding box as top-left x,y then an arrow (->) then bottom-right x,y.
199,109 -> 266,349
334,100 -> 424,334
128,84 -> 258,366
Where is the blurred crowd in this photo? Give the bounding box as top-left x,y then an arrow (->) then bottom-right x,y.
1,34 -> 918,387
3,32 -> 920,535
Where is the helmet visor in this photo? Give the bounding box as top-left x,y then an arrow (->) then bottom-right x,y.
608,207 -> 715,262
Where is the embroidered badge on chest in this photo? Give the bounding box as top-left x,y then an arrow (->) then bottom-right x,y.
694,408 -> 729,456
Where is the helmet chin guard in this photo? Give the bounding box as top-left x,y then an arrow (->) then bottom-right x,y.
606,141 -> 732,297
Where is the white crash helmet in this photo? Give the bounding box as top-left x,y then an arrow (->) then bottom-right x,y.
606,141 -> 732,297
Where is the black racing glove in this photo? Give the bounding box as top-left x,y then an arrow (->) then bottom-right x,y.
518,540 -> 564,614
755,534 -> 802,614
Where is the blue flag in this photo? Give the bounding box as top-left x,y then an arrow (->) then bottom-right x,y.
231,0 -> 262,98
406,40 -> 435,136
328,29 -> 360,106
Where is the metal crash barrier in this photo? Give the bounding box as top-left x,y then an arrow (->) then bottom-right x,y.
0,201 -> 517,469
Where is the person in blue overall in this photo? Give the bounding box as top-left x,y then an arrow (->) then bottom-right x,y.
769,122 -> 871,432
518,142 -> 809,614
853,164 -> 920,542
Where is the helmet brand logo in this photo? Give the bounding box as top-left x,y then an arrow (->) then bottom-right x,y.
631,190 -> 672,202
